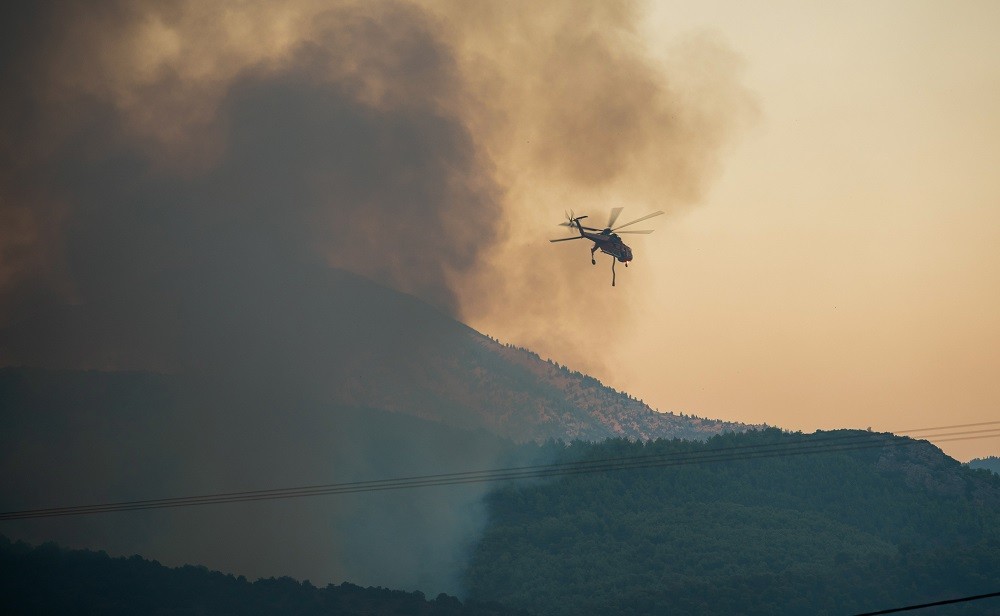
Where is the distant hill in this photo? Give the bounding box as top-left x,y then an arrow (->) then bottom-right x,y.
0,537 -> 525,616
968,456 -> 1000,476
464,429 -> 1000,616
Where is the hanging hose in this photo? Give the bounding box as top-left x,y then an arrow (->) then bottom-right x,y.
611,259 -> 616,286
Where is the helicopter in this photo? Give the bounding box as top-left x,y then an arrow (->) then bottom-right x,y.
549,207 -> 664,286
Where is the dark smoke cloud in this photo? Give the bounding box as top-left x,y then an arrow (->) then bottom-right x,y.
0,0 -> 501,371
0,0 -> 752,595
0,0 -> 508,595
0,0 -> 754,374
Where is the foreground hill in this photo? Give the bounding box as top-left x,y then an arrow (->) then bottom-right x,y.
464,429 -> 1000,615
6,429 -> 998,615
0,537 -> 525,616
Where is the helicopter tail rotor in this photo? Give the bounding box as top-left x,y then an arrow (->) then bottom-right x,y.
559,210 -> 581,230
551,210 -> 594,242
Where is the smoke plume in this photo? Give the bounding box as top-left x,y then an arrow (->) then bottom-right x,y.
0,0 -> 753,595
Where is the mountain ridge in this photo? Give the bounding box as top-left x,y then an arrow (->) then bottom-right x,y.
475,338 -> 756,441
1,267 -> 754,444
249,267 -> 758,442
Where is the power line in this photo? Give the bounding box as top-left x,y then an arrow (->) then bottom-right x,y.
3,426 -> 998,519
2,422 -> 999,521
852,590 -> 1000,615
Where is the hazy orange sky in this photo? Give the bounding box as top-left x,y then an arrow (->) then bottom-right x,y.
469,1 -> 1000,461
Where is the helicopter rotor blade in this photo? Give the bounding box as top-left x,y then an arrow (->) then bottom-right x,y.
617,229 -> 654,234
560,217 -> 601,231
612,210 -> 664,231
606,206 -> 624,229
550,236 -> 585,242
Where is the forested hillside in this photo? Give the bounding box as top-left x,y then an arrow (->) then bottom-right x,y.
464,430 -> 1000,615
0,537 -> 525,616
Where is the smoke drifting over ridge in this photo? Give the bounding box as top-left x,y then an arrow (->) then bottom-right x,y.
0,0 -> 753,372
0,0 -> 502,371
0,0 -> 753,595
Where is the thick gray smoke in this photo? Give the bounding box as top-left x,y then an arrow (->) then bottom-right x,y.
0,0 -> 752,596
0,0 -> 507,595
0,1 -> 501,371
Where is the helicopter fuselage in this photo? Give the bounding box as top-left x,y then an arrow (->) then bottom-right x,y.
581,231 -> 633,262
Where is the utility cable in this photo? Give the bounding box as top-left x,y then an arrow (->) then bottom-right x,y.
851,590 -> 1000,614
1,422 -> 998,520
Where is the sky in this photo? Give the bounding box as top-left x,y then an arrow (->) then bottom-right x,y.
521,0 -> 1000,461
0,0 -> 997,462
